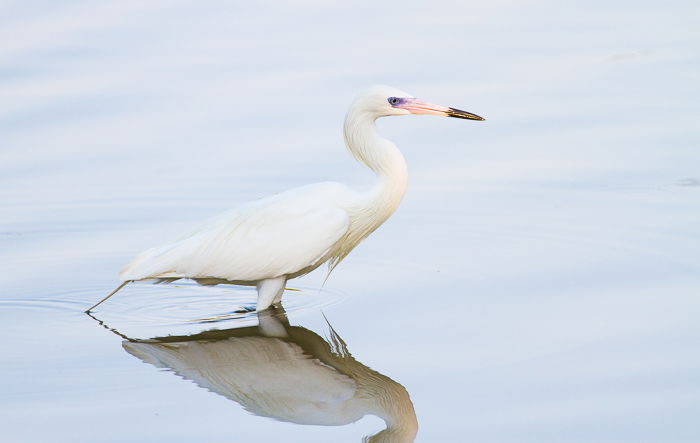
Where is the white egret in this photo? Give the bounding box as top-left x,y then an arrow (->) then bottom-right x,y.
86,86 -> 484,313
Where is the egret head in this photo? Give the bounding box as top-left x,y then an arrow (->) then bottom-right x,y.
353,85 -> 485,121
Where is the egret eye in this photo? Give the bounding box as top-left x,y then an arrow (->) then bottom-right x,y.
388,97 -> 400,106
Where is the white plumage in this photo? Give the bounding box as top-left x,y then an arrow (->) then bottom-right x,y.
87,86 -> 483,312
120,183 -> 352,283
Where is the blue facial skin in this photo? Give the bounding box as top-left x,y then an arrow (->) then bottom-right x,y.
387,97 -> 409,107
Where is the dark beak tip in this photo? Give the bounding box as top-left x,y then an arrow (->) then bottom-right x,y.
447,107 -> 485,121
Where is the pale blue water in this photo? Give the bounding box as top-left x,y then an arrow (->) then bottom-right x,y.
1,1 -> 699,442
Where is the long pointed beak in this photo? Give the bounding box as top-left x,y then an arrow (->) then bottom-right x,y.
397,98 -> 485,121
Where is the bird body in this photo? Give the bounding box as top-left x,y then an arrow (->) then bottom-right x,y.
87,86 -> 483,313
120,182 -> 356,283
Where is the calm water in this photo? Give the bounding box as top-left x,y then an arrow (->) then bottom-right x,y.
2,1 -> 699,442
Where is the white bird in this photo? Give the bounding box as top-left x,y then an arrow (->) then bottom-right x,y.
86,86 -> 484,313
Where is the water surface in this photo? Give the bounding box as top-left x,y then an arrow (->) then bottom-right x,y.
2,1 -> 699,442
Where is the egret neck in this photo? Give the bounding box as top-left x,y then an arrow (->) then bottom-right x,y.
343,104 -> 408,227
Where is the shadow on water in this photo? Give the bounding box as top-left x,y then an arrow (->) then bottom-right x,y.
88,307 -> 418,443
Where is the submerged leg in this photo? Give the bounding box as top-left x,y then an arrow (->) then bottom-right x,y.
85,280 -> 131,313
255,276 -> 287,311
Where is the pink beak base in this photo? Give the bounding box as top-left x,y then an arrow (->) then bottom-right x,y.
398,98 -> 485,121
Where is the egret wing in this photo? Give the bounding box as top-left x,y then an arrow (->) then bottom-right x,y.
120,194 -> 349,282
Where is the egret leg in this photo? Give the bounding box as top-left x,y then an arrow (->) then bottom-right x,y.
255,276 -> 287,311
85,280 -> 131,313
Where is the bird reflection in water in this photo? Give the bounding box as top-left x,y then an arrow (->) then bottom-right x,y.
101,308 -> 418,442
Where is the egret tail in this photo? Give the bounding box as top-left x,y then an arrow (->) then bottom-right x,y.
85,280 -> 131,313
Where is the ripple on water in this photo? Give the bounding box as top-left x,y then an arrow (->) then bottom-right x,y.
3,281 -> 347,339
